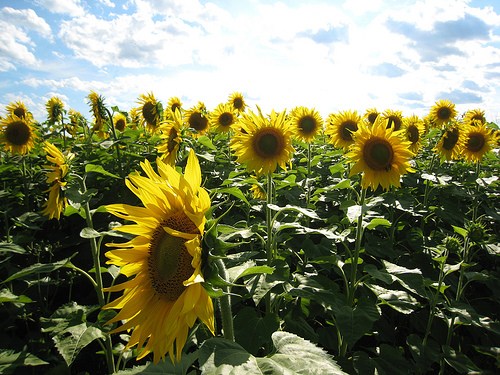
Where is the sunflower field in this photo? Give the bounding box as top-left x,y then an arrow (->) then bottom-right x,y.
1,93 -> 500,375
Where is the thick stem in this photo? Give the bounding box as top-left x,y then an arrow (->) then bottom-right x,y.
215,258 -> 234,341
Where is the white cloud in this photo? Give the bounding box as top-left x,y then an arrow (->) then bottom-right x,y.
98,0 -> 116,8
35,0 -> 85,17
0,7 -> 52,38
343,0 -> 382,16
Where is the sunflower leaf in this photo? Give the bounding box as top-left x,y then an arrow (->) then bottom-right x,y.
3,254 -> 77,283
0,349 -> 49,374
85,164 -> 120,178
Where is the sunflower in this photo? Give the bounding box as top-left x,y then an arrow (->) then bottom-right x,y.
230,108 -> 294,176
87,91 -> 108,132
128,107 -> 141,130
249,182 -> 266,200
289,106 -> 323,143
429,99 -> 457,128
41,142 -> 74,220
364,108 -> 379,125
463,109 -> 486,126
46,97 -> 65,124
403,115 -> 425,154
0,114 -> 37,155
113,112 -> 128,132
103,149 -> 214,364
228,92 -> 246,113
432,122 -> 465,162
167,97 -> 183,116
185,105 -> 209,138
66,109 -> 82,136
156,108 -> 183,165
382,109 -> 403,131
5,101 -> 32,121
137,92 -> 163,134
460,122 -> 493,163
210,103 -> 237,133
346,116 -> 415,191
325,110 -> 362,151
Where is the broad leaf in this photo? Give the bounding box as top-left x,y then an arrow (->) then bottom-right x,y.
3,254 -> 77,283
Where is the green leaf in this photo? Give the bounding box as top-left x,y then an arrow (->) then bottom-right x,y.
442,345 -> 480,373
451,225 -> 468,238
333,179 -> 352,189
366,218 -> 391,230
0,349 -> 48,375
53,323 -> 105,366
197,135 -> 216,150
0,242 -> 26,255
80,227 -> 101,239
85,164 -> 120,178
114,352 -> 198,374
334,296 -> 381,349
268,204 -> 321,220
199,332 -> 348,375
0,289 -> 33,304
3,254 -> 77,283
215,187 -> 249,206
406,334 -> 441,373
233,307 -> 279,355
367,284 -> 419,314
228,261 -> 274,283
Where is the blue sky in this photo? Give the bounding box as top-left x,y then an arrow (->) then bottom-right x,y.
1,0 -> 500,124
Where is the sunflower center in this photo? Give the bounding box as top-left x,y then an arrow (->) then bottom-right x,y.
171,103 -> 181,113
442,128 -> 459,150
219,112 -> 233,127
299,116 -> 316,134
341,121 -> 358,141
387,116 -> 402,131
471,115 -> 484,123
253,128 -> 285,158
189,112 -> 208,132
408,125 -> 420,143
5,121 -> 31,146
233,98 -> 243,110
148,211 -> 200,301
115,119 -> 126,132
142,102 -> 157,126
467,133 -> 485,153
14,108 -> 26,119
168,128 -> 178,152
368,113 -> 378,124
437,107 -> 451,120
364,139 -> 394,171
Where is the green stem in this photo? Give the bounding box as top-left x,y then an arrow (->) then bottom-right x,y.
265,171 -> 274,313
423,153 -> 437,208
105,108 -> 124,179
306,141 -> 312,209
472,161 -> 481,222
215,258 -> 234,341
21,156 -> 30,212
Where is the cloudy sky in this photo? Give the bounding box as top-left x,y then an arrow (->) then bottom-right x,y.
1,0 -> 500,124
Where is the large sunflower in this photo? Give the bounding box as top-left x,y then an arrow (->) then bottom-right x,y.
463,109 -> 486,126
432,122 -> 465,162
346,116 -> 415,191
185,105 -> 209,138
230,108 -> 294,176
210,103 -> 237,133
5,101 -> 32,121
403,115 -> 425,154
289,106 -> 323,143
0,114 -> 37,155
429,99 -> 457,128
382,109 -> 403,131
325,110 -> 362,151
460,122 -> 493,162
103,149 -> 214,364
228,92 -> 246,113
137,92 -> 163,134
46,97 -> 65,124
41,142 -> 74,220
156,108 -> 183,165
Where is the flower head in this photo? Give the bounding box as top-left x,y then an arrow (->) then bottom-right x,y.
433,122 -> 465,162
0,114 -> 37,155
346,116 -> 415,191
463,109 -> 486,126
289,106 -> 323,143
167,97 -> 183,117
156,108 -> 183,165
230,108 -> 294,176
87,91 -> 108,131
103,149 -> 214,364
137,92 -> 162,134
210,103 -> 237,133
382,109 -> 403,131
228,92 -> 246,113
5,101 -> 32,121
325,110 -> 362,151
185,105 -> 209,138
113,112 -> 128,132
403,115 -> 425,154
460,122 -> 493,163
46,97 -> 65,125
429,99 -> 457,128
41,142 -> 74,220
364,108 -> 379,125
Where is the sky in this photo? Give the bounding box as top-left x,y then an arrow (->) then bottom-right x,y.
1,0 -> 500,124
